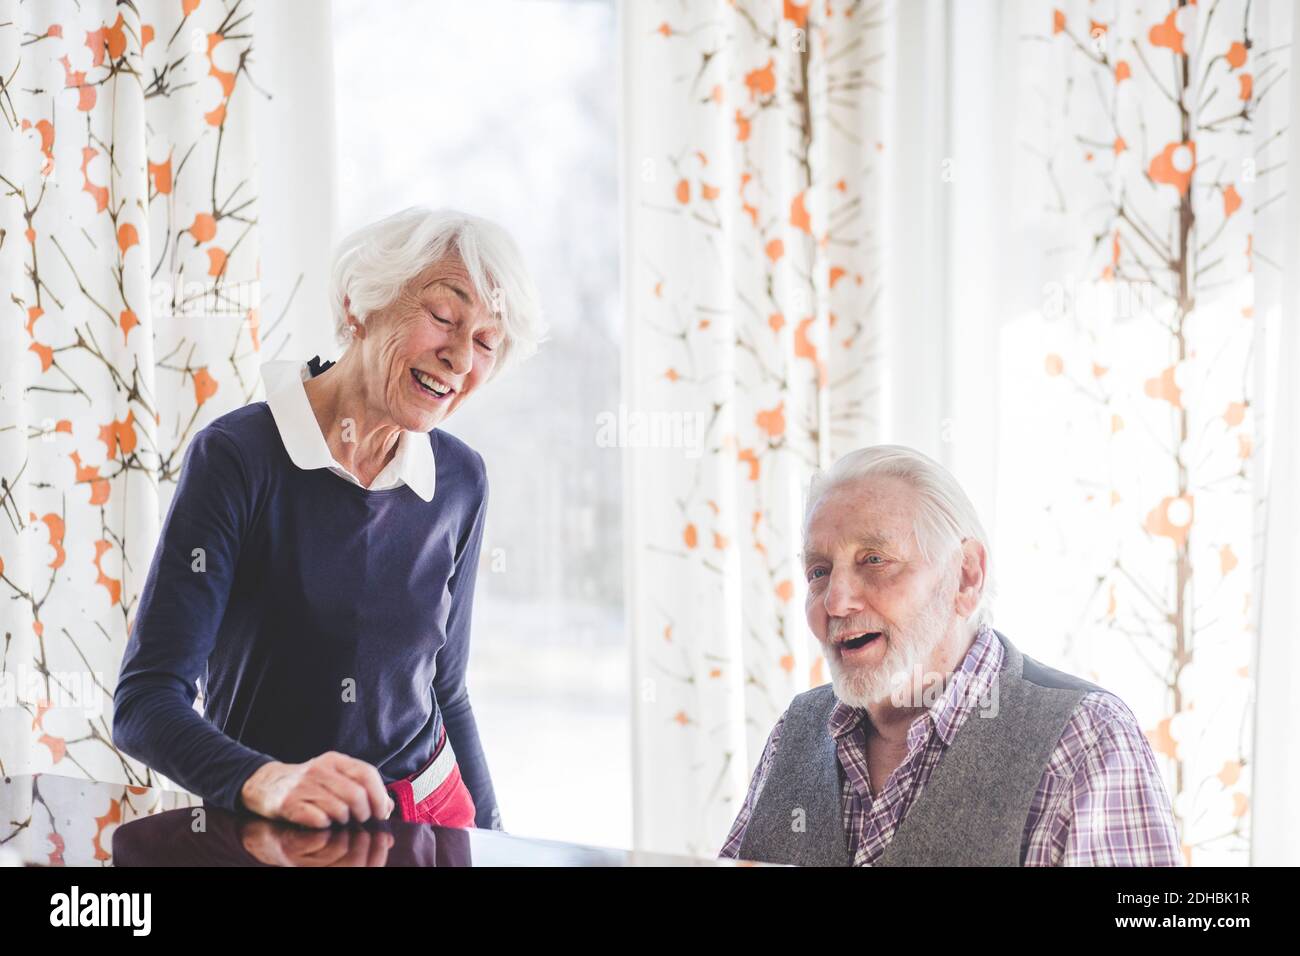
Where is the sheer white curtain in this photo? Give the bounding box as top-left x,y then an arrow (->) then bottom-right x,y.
1252,0 -> 1300,866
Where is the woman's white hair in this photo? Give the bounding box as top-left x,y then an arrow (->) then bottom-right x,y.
329,206 -> 546,378
802,444 -> 996,629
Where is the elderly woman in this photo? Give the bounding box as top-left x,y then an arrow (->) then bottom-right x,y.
113,207 -> 543,830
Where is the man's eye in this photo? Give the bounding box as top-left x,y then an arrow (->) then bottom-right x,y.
865,554 -> 884,565
429,310 -> 451,324
808,567 -> 827,581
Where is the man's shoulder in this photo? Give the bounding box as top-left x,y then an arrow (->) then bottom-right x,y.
997,629 -> 1109,696
1043,688 -> 1158,780
782,683 -> 839,732
757,684 -> 838,755
790,682 -> 837,711
1068,689 -> 1149,747
993,631 -> 1157,769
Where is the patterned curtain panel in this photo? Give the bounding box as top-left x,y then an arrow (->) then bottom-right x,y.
0,0 -> 262,810
0,773 -> 197,866
623,0 -> 891,856
996,0 -> 1290,866
625,0 -> 1292,863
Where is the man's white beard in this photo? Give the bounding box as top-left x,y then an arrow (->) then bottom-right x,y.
822,570 -> 959,709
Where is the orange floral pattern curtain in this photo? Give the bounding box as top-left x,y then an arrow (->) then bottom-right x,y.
623,0 -> 890,856
625,0 -> 1291,864
0,0 -> 264,842
996,0 -> 1291,865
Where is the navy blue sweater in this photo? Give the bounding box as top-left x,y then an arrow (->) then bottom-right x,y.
112,400 -> 500,828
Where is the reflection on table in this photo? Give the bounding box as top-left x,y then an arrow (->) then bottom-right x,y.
0,774 -> 759,867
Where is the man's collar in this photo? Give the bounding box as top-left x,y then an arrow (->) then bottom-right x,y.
826,624 -> 1003,747
927,624 -> 1002,745
259,358 -> 436,501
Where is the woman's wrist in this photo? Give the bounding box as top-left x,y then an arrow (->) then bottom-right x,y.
239,759 -> 283,813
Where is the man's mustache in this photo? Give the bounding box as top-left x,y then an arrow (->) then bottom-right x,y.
826,619 -> 890,642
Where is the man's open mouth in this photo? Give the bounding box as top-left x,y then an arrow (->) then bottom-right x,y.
839,631 -> 883,651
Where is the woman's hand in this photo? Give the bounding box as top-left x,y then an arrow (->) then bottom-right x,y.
239,752 -> 396,827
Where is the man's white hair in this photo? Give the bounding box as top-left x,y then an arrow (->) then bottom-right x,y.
802,444 -> 996,629
329,206 -> 546,379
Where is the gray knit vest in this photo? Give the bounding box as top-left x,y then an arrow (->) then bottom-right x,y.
736,630 -> 1105,866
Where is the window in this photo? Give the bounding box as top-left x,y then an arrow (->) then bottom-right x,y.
331,0 -> 626,848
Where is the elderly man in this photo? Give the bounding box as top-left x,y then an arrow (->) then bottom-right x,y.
721,445 -> 1181,866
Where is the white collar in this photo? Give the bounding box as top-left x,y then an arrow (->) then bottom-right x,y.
260,359 -> 436,501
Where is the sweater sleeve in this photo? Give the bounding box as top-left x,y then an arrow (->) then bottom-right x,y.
112,424 -> 275,813
434,462 -> 501,830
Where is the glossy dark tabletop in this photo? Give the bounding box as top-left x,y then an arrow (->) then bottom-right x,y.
0,774 -> 757,867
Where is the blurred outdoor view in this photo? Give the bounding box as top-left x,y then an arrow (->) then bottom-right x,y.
331,0 -> 627,848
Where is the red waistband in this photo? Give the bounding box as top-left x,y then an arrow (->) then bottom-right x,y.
388,724 -> 452,796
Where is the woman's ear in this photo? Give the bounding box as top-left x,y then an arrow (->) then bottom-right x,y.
342,296 -> 364,339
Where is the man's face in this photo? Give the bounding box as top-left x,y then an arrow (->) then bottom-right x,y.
352,255 -> 503,431
803,474 -> 961,708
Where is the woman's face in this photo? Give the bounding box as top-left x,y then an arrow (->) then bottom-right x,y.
351,255 -> 504,431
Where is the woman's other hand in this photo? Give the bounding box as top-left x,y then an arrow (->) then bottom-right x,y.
239,752 -> 395,827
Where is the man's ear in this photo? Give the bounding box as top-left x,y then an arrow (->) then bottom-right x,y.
954,538 -> 987,619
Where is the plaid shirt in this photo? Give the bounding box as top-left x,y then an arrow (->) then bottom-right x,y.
720,626 -> 1183,866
